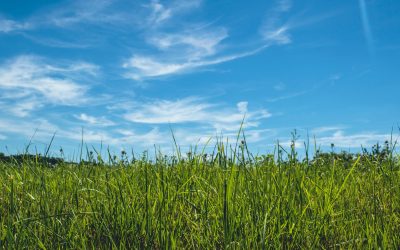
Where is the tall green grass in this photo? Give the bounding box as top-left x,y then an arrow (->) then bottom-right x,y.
0,137 -> 399,249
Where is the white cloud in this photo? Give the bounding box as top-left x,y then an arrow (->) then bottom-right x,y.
260,0 -> 293,45
47,0 -> 119,28
122,97 -> 271,132
0,116 -> 168,148
123,25 -> 231,80
124,0 -> 295,80
262,26 -> 291,45
237,101 -> 248,114
0,118 -> 59,140
0,0 -> 201,34
0,55 -> 97,116
0,117 -> 195,150
115,128 -> 170,146
123,44 -> 267,80
167,127 -> 275,148
21,34 -> 92,49
9,98 -> 44,117
279,129 -> 396,149
123,56 -> 185,80
123,97 -> 214,124
0,0 -> 291,81
0,0 -> 125,39
0,18 -> 31,33
316,130 -> 393,148
123,0 -> 291,81
148,0 -> 172,25
64,129 -> 116,144
75,113 -> 115,127
266,90 -> 309,102
148,28 -> 228,57
146,0 -> 202,26
311,126 -> 345,134
0,0 -> 114,33
358,0 -> 374,55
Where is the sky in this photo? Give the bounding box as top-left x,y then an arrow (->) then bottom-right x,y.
0,0 -> 399,158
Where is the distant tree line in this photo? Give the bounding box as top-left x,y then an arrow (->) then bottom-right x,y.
0,141 -> 397,167
0,152 -> 64,166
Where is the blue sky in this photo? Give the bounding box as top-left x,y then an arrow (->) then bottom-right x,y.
0,0 -> 399,158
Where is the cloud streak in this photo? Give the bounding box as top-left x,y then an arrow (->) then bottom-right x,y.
359,0 -> 374,55
277,129 -> 396,150
75,113 -> 116,127
266,90 -> 309,103
0,18 -> 32,33
316,130 -> 392,148
146,0 -> 202,27
260,0 -> 293,45
122,25 -> 232,80
123,43 -> 269,80
122,97 -> 271,131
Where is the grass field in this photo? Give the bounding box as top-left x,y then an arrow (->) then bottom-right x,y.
1,136 -> 400,249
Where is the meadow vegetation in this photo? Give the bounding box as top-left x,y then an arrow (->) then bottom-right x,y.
0,133 -> 399,249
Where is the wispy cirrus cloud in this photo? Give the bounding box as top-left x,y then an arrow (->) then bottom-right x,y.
114,128 -> 169,146
48,0 -> 117,28
0,17 -> 32,33
0,55 -> 98,117
0,0 -> 114,33
147,28 -> 228,57
146,0 -> 202,26
267,74 -> 342,103
0,117 -> 59,140
311,126 -> 346,134
123,0 -> 298,81
266,90 -> 309,103
358,0 -> 374,55
122,97 -> 271,132
147,0 -> 172,25
75,113 -> 115,127
0,116 -> 174,149
7,98 -> 44,118
0,92 -> 274,150
0,0 -> 200,34
124,1 -> 249,80
1,0 -> 304,81
0,0 -> 127,48
122,25 -> 232,80
122,35 -> 271,80
0,115 -> 180,150
316,130 -> 394,148
20,34 -> 92,48
260,0 -> 293,45
278,128 -> 396,149
172,127 -> 277,147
